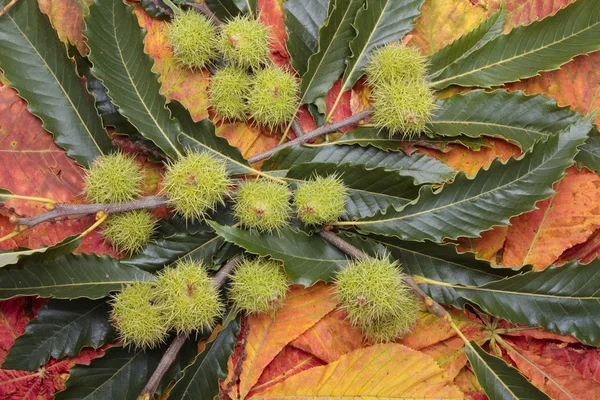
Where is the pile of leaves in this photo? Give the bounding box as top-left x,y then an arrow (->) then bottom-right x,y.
0,0 -> 599,399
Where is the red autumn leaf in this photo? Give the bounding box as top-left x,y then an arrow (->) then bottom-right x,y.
248,345 -> 325,397
499,335 -> 600,400
0,347 -> 104,399
0,83 -> 115,256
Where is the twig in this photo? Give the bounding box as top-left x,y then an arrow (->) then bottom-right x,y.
212,254 -> 244,288
140,255 -> 244,399
247,108 -> 374,164
140,333 -> 188,400
291,119 -> 305,137
319,230 -> 369,261
13,196 -> 169,229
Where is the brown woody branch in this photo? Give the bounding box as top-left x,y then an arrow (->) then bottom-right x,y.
13,196 -> 169,229
247,108 -> 374,164
140,255 -> 243,398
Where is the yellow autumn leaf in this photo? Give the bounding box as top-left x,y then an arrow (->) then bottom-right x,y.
250,343 -> 464,399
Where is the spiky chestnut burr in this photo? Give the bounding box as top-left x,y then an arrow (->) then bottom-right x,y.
218,15 -> 270,69
161,151 -> 231,221
209,66 -> 252,121
334,257 -> 420,327
155,260 -> 223,334
364,44 -> 427,87
167,10 -> 218,69
357,311 -> 420,343
371,80 -> 436,138
102,210 -> 156,254
246,66 -> 299,131
110,281 -> 169,349
294,175 -> 348,225
233,179 -> 291,232
228,258 -> 289,313
84,153 -> 143,204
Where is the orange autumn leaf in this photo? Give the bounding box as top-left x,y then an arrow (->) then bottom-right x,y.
501,166 -> 600,269
289,308 -> 366,364
251,343 -> 464,399
133,6 -> 211,122
232,283 -> 337,399
417,137 -> 522,178
456,226 -> 508,263
38,0 -> 92,54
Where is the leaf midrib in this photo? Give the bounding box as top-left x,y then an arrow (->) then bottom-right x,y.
349,138 -> 568,225
430,120 -> 545,137
7,14 -> 103,155
341,0 -> 388,92
434,13 -> 600,86
300,1 -> 356,102
109,2 -> 182,158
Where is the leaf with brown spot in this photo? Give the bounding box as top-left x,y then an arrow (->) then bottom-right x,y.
457,226 -> 508,263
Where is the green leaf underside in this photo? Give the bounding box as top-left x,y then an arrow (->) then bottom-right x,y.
341,0 -> 425,92
0,0 -> 113,167
427,7 -> 505,80
122,220 -> 224,272
85,0 -> 183,159
0,253 -> 155,300
262,144 -> 456,184
300,0 -> 364,105
286,162 -> 422,219
169,101 -> 253,176
335,127 -> 491,151
56,346 -> 162,400
575,131 -> 600,174
284,0 -> 329,76
451,259 -> 600,347
205,0 -> 244,21
369,236 -> 524,308
0,234 -> 80,269
431,0 -> 600,89
346,114 -> 593,242
209,222 -> 348,286
465,341 -> 551,400
3,299 -> 116,371
168,315 -> 241,399
429,90 -> 582,151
